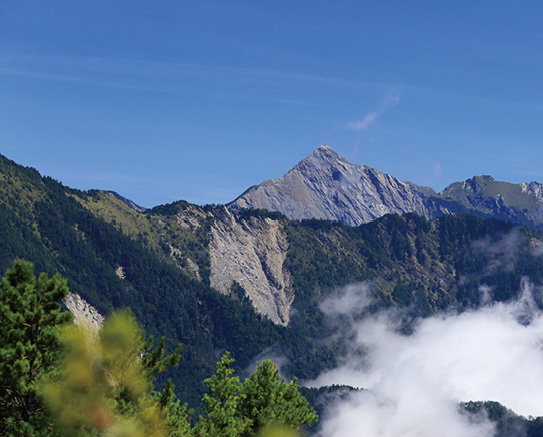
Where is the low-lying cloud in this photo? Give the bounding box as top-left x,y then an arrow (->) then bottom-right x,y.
473,228 -> 522,274
307,281 -> 543,437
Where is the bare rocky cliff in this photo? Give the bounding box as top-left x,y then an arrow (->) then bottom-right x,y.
230,145 -> 447,226
209,207 -> 293,326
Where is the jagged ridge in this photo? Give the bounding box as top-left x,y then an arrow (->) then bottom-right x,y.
230,145 -> 543,230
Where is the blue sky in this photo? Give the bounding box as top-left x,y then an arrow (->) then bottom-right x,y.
1,1 -> 542,207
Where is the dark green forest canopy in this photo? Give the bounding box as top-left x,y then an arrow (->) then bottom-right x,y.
2,153 -> 543,402
462,401 -> 543,437
0,260 -> 317,435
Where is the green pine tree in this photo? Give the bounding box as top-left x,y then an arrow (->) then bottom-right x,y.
0,259 -> 73,435
157,380 -> 193,437
240,360 -> 318,436
193,352 -> 252,437
194,353 -> 317,437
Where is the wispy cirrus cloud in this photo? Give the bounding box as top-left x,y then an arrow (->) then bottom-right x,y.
347,92 -> 400,130
0,52 -> 381,98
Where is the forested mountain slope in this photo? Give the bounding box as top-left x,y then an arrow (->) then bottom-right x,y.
3,152 -> 543,406
0,155 -> 283,407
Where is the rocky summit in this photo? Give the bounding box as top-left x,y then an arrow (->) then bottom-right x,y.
230,145 -> 543,230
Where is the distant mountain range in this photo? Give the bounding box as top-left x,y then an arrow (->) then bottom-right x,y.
230,145 -> 543,230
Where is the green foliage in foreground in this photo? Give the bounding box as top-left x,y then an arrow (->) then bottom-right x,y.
0,260 -> 316,436
0,155 -> 283,408
0,259 -> 73,435
42,310 -> 190,436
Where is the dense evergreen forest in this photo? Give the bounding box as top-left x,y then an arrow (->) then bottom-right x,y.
0,260 -> 316,435
2,153 -> 543,432
0,155 -> 284,407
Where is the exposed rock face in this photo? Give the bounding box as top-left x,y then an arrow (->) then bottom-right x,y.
230,145 -> 446,226
174,204 -> 209,230
64,293 -> 104,338
521,181 -> 543,199
441,176 -> 543,231
209,207 -> 293,326
230,146 -> 543,230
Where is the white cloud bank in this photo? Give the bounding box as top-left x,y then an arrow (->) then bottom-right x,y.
307,282 -> 543,437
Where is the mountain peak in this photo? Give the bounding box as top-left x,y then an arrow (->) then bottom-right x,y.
315,144 -> 334,154
230,145 -> 435,226
309,145 -> 343,162
468,175 -> 495,185
293,145 -> 349,175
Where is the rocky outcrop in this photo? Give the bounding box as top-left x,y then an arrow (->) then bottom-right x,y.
64,293 -> 104,338
230,145 -> 447,226
209,208 -> 293,326
174,204 -> 209,230
521,181 -> 543,199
